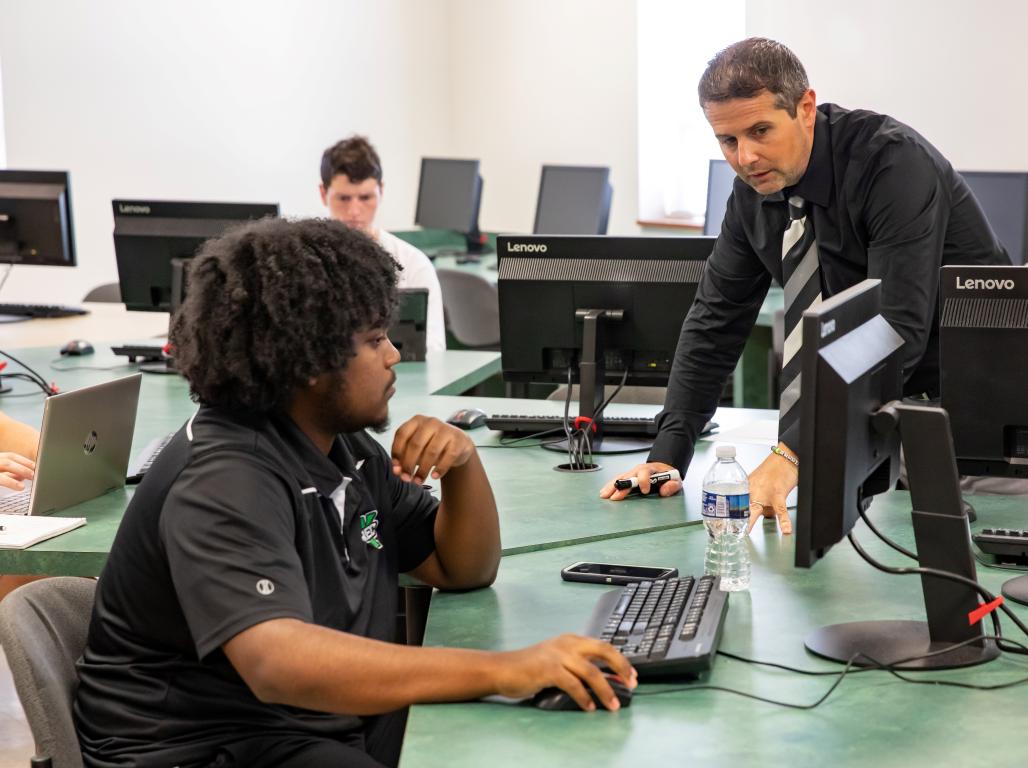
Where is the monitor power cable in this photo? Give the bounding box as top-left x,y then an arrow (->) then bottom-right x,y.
846,531 -> 1028,654
0,348 -> 58,396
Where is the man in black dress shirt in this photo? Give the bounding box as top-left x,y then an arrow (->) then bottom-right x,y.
601,37 -> 1008,531
74,218 -> 635,768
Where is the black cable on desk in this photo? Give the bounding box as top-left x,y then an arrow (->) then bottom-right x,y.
635,634 -> 1028,710
0,348 -> 56,396
858,506 -> 917,561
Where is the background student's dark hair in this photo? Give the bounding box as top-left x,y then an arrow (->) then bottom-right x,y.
698,37 -> 810,117
320,134 -> 383,188
171,217 -> 399,414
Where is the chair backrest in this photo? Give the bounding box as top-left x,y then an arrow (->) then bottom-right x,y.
0,577 -> 95,768
435,268 -> 500,348
81,283 -> 121,303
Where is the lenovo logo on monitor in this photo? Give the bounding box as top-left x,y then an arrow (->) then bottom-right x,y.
506,242 -> 548,254
955,276 -> 1016,290
117,203 -> 152,215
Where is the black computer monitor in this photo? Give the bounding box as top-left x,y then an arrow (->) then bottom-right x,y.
414,158 -> 487,256
959,171 -> 1028,265
497,234 -> 714,452
703,159 -> 736,237
390,288 -> 429,362
113,200 -> 279,312
0,169 -> 75,267
533,165 -> 612,235
112,200 -> 278,373
795,279 -> 997,669
940,265 -> 1028,480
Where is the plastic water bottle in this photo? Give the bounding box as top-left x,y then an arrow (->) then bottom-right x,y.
701,444 -> 751,591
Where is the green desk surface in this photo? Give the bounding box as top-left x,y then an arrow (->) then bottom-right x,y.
0,341 -> 779,574
403,493 -> 1028,768
0,347 -> 500,576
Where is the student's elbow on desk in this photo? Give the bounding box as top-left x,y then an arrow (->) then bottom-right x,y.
408,550 -> 499,591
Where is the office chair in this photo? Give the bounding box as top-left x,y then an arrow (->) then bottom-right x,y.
435,269 -> 500,349
0,577 -> 95,768
81,283 -> 121,303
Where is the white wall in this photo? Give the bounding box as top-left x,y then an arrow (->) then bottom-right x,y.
637,0 -> 744,220
0,52 -> 5,167
0,0 -> 454,304
746,0 -> 1028,171
447,0 -> 639,235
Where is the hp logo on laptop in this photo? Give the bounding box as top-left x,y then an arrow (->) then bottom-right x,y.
83,431 -> 98,455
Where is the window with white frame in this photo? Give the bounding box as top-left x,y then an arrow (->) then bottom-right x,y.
637,0 -> 744,222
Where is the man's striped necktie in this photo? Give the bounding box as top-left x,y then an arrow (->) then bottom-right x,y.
777,195 -> 822,448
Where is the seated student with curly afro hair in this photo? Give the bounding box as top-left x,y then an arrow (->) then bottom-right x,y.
74,217 -> 635,768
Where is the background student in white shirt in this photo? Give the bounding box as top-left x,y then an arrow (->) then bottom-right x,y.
319,135 -> 446,352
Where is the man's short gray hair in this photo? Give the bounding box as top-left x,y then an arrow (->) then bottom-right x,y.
698,37 -> 810,117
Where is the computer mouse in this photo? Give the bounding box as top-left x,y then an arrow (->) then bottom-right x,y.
59,339 -> 95,356
446,407 -> 488,430
529,676 -> 633,712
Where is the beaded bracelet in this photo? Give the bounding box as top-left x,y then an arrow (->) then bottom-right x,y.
770,445 -> 799,468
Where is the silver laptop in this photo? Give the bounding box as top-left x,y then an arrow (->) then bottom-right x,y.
0,374 -> 141,516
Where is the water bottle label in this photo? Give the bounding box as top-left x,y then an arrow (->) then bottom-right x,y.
702,491 -> 749,519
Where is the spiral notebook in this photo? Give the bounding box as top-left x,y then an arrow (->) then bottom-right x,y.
0,514 -> 86,549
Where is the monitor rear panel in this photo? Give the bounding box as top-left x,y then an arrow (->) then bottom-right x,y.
796,280 -> 903,568
497,235 -> 713,386
414,158 -> 481,232
0,170 -> 75,266
533,165 -> 611,236
940,265 -> 1028,477
960,171 -> 1028,265
113,200 -> 278,311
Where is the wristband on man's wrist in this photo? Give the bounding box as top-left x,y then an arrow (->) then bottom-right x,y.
770,445 -> 799,468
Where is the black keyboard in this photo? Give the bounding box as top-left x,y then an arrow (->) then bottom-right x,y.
0,303 -> 88,318
485,414 -> 717,439
973,528 -> 1028,561
583,575 -> 729,678
126,431 -> 175,484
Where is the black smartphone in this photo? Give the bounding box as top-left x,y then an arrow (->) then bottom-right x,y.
560,561 -> 678,586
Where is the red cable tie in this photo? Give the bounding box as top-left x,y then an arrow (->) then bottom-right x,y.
573,416 -> 598,433
968,595 -> 1004,626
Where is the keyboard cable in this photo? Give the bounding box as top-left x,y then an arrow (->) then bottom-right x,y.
632,633 -> 1028,711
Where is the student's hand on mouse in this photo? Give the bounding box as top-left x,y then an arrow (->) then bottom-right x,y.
746,448 -> 798,535
391,415 -> 475,485
494,634 -> 637,712
600,462 -> 681,501
0,452 -> 35,491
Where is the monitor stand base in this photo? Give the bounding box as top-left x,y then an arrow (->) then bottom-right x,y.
1001,575 -> 1028,606
139,361 -> 179,375
805,619 -> 999,670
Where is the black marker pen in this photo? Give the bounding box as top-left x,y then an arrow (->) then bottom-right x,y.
614,469 -> 681,492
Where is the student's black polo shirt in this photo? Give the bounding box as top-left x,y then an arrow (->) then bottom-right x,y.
74,406 -> 439,768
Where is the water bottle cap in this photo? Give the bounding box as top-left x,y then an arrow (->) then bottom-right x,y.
715,444 -> 736,459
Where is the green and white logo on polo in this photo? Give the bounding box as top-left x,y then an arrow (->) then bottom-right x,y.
360,510 -> 383,550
